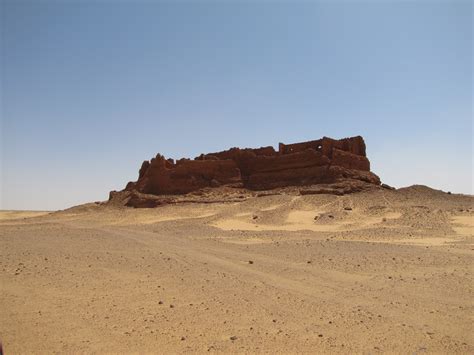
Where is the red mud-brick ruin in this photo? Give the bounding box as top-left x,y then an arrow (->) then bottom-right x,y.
109,136 -> 385,207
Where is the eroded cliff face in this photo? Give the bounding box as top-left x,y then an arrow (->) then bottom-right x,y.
111,136 -> 382,206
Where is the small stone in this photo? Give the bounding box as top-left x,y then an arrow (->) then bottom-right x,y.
248,260 -> 254,264
318,334 -> 323,337
169,304 -> 174,308
158,301 -> 163,305
344,207 -> 352,211
230,336 -> 237,341
181,336 -> 186,341
210,179 -> 220,187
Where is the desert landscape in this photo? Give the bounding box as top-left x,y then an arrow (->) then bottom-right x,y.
1,137 -> 473,353
3,1 -> 471,353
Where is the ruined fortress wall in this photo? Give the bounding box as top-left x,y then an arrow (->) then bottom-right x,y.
331,149 -> 370,171
119,135 -> 379,196
279,136 -> 366,158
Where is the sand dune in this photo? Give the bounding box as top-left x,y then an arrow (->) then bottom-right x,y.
0,186 -> 473,353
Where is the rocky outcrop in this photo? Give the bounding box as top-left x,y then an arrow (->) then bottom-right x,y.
110,136 -> 381,206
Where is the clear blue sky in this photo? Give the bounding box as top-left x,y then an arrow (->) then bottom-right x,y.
1,0 -> 472,210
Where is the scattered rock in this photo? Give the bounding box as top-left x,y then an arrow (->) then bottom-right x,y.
229,336 -> 237,341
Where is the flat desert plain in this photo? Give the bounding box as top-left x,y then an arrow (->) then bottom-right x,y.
1,185 -> 473,354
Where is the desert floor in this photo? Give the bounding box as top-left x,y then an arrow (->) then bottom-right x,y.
1,185 -> 473,354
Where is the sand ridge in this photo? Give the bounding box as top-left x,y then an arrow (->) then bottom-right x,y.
210,196 -> 403,233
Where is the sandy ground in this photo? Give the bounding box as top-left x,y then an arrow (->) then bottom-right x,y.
0,210 -> 51,221
0,185 -> 473,354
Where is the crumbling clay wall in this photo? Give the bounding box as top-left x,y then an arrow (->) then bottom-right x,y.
126,154 -> 241,195
117,135 -> 380,196
279,136 -> 367,158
